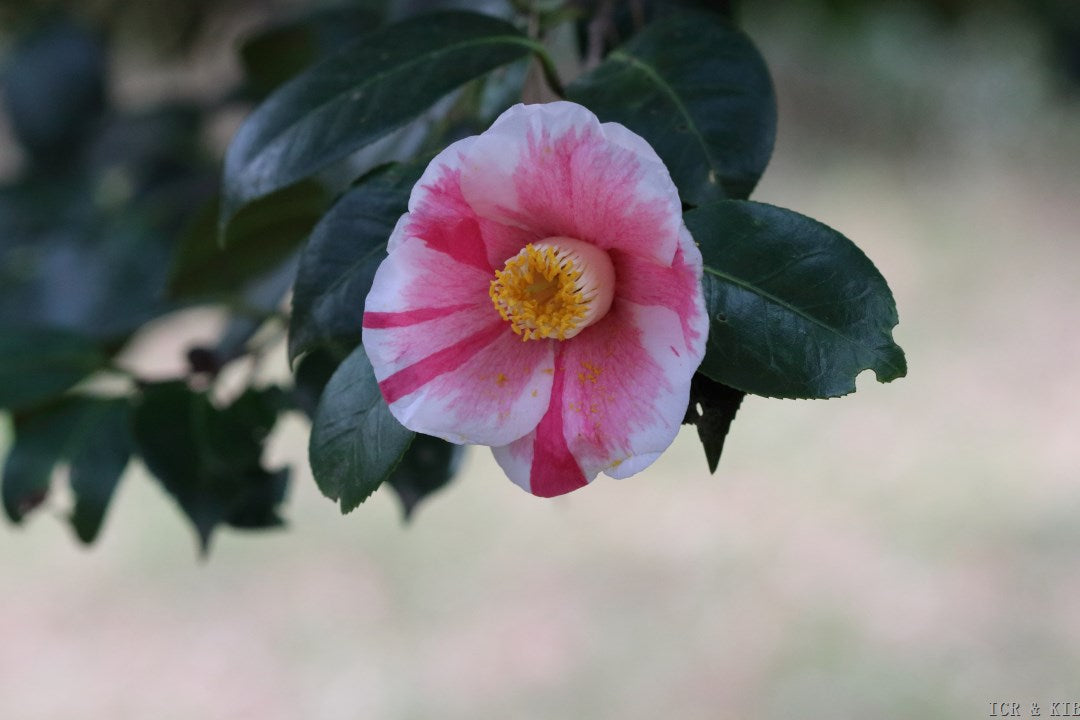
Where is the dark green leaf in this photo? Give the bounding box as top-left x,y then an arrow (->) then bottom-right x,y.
3,20 -> 106,160
682,373 -> 744,473
168,181 -> 328,299
132,382 -> 288,552
291,348 -> 342,418
225,468 -> 289,530
67,399 -> 133,543
0,181 -> 183,342
575,0 -> 736,63
2,404 -> 83,523
309,344 -> 413,513
289,162 -> 421,362
0,326 -> 106,411
240,5 -> 386,97
221,11 -> 534,227
686,200 -> 907,399
568,11 -> 775,204
2,397 -> 131,540
387,433 -> 463,520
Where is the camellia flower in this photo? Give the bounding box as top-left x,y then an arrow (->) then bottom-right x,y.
362,102 -> 707,497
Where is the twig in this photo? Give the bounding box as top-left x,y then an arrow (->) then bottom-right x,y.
585,0 -> 617,71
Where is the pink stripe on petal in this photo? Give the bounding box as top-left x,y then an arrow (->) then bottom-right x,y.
388,328 -> 554,447
557,300 -> 700,480
407,156 -> 539,273
611,229 -> 706,353
408,169 -> 491,273
379,323 -> 506,404
528,348 -> 587,498
459,103 -> 682,265
364,231 -> 554,446
363,234 -> 496,381
511,126 -> 678,262
363,303 -> 474,329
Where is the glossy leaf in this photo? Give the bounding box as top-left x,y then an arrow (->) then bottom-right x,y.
2,397 -> 131,542
221,11 -> 534,228
387,433 -> 463,520
686,200 -> 907,399
309,344 -> 413,513
291,348 -> 342,418
682,373 -> 744,473
289,163 -> 421,362
240,5 -> 385,97
168,181 -> 327,299
576,0 -> 735,60
0,327 -> 106,411
568,11 -> 775,204
132,382 -> 288,552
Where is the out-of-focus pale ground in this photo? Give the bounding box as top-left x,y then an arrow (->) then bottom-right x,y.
3,4 -> 1080,719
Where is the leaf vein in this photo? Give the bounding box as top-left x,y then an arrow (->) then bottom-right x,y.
704,266 -> 903,373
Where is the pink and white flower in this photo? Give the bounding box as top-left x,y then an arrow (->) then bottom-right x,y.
362,102 -> 707,497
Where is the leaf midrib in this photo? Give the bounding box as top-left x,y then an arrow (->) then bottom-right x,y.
245,33 -> 537,171
703,264 -> 903,373
607,49 -> 720,185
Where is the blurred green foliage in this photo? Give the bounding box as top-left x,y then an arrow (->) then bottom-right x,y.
0,0 -> 1067,551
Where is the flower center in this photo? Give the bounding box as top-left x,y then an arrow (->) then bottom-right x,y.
489,237 -> 615,341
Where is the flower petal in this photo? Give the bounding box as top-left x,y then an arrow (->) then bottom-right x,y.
610,225 -> 707,356
363,214 -> 554,447
491,346 -> 588,497
600,121 -> 666,169
378,323 -> 555,447
365,102 -> 707,495
402,135 -> 537,270
492,308 -> 705,496
458,102 -> 682,264
563,299 -> 702,477
491,223 -> 707,496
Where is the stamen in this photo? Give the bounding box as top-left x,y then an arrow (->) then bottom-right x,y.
489,236 -> 615,341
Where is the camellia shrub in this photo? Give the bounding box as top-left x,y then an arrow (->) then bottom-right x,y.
0,0 -> 905,552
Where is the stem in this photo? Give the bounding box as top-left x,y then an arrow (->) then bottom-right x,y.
585,0 -> 616,71
520,38 -> 566,98
228,301 -> 287,324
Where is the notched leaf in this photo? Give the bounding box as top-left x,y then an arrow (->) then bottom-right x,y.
688,200 -> 907,399
682,372 -> 744,474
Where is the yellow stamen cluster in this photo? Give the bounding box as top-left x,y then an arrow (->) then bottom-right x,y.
490,244 -> 588,341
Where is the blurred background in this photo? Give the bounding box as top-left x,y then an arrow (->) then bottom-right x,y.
2,0 -> 1079,718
